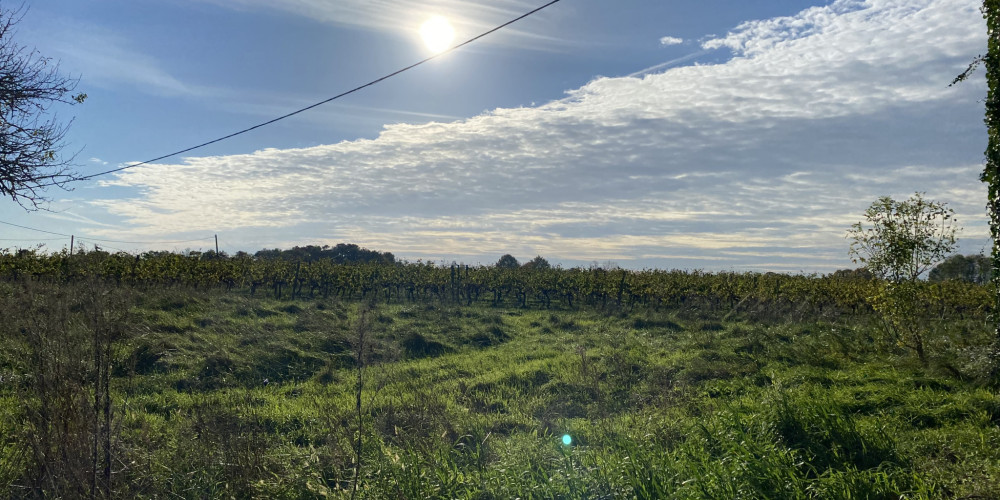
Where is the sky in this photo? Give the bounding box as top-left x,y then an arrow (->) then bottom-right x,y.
0,0 -> 990,273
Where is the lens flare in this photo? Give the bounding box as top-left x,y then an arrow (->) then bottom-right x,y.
420,16 -> 455,54
562,434 -> 572,446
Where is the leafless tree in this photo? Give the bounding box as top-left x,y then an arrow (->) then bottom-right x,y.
0,4 -> 85,209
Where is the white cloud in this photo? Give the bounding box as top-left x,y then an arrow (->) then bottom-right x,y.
89,0 -> 989,271
660,36 -> 684,46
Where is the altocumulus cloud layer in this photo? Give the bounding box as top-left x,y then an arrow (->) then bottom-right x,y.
94,0 -> 988,271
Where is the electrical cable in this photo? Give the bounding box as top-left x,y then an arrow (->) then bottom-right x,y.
75,239 -> 131,254
0,237 -> 66,241
0,219 -> 214,244
76,236 -> 214,244
0,219 -> 71,236
55,0 -> 564,184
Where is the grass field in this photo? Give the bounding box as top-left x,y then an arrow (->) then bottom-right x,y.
1,279 -> 998,498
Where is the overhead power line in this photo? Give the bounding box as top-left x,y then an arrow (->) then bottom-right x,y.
0,219 -> 214,245
74,236 -> 214,245
74,239 -> 132,254
0,219 -> 70,237
62,0 -> 564,185
0,237 -> 66,241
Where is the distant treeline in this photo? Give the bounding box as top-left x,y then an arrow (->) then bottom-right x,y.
244,244 -> 395,264
927,254 -> 992,285
132,243 -> 395,265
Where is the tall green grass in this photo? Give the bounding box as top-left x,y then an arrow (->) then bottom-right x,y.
0,280 -> 997,498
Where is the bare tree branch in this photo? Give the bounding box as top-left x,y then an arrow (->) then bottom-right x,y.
0,4 -> 86,210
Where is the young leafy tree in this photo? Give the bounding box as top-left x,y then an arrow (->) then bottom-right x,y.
0,5 -> 86,209
848,193 -> 959,365
848,193 -> 958,283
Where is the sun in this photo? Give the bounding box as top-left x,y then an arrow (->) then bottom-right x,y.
420,16 -> 455,54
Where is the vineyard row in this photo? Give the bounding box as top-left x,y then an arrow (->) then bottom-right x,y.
0,249 -> 992,318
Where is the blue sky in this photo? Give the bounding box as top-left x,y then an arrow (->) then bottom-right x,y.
0,0 -> 990,272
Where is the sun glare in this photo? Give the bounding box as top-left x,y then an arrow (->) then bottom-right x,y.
420,16 -> 455,54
